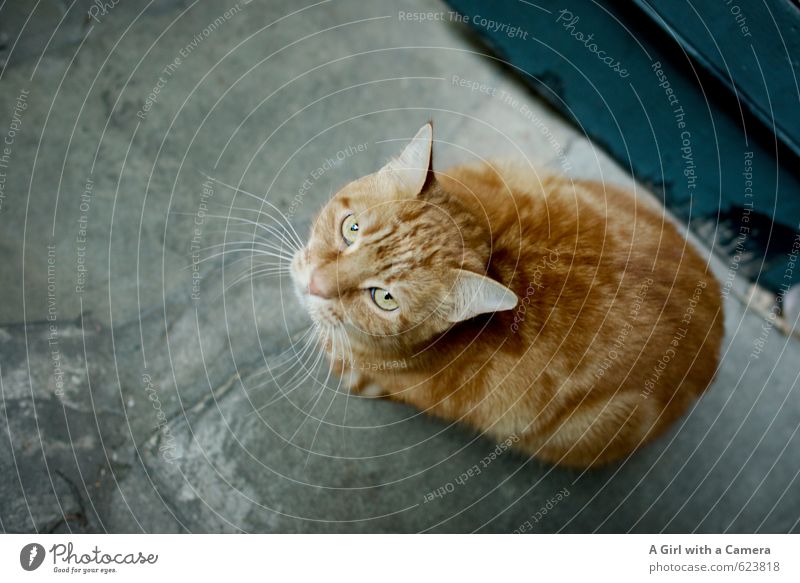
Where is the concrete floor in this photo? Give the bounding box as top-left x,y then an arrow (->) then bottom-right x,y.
0,0 -> 798,533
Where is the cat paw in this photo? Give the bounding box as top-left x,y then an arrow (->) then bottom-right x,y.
359,382 -> 388,398
333,364 -> 388,397
339,368 -> 361,392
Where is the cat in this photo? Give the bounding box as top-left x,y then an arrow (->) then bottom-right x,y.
290,122 -> 724,468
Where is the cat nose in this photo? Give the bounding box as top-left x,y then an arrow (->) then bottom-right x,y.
308,270 -> 335,298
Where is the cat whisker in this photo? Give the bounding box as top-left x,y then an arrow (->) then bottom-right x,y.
216,252 -> 294,286
338,325 -> 355,423
221,204 -> 305,249
196,202 -> 302,251
201,227 -> 279,247
296,327 -> 336,412
247,328 -> 322,406
192,242 -> 296,265
252,325 -> 328,417
272,341 -> 328,406
222,261 -> 292,280
196,247 -> 294,266
305,374 -> 341,467
201,258 -> 292,304
218,265 -> 293,295
196,241 -> 296,257
281,327 -> 334,451
309,325 -> 352,453
209,252 -> 290,274
178,244 -> 287,275
199,209 -> 300,251
199,173 -> 306,250
335,325 -> 356,449
202,214 -> 301,254
250,326 -> 317,376
301,330 -> 339,465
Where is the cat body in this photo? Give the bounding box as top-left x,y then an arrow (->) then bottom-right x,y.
291,124 -> 723,467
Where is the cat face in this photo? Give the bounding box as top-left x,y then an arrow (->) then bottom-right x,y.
290,124 -> 518,345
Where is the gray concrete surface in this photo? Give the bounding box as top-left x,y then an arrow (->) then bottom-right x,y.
0,0 -> 798,533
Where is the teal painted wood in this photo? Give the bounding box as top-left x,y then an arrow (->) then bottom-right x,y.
633,0 -> 800,157
444,0 -> 800,293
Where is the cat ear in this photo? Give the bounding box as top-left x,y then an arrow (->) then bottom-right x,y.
381,123 -> 433,197
446,269 -> 518,323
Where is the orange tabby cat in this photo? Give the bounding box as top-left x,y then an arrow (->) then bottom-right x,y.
290,123 -> 723,467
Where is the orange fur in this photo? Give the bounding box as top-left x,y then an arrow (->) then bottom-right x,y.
291,124 -> 723,468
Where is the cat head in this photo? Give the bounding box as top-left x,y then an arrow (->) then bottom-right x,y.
291,123 -> 518,347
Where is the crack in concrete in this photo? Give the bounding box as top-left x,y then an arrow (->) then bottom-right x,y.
41,470 -> 89,533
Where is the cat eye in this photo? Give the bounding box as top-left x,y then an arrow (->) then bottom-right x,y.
370,288 -> 398,311
341,214 -> 359,245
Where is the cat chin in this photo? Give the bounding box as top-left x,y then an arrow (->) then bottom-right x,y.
305,299 -> 343,329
